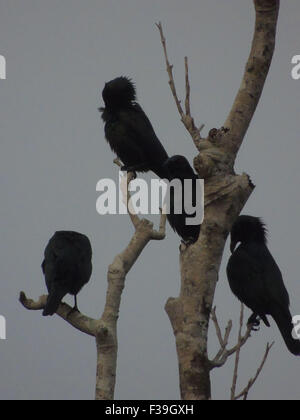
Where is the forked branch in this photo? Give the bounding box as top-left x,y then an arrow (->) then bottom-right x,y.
233,341 -> 274,400
20,162 -> 166,400
161,0 -> 279,401
209,304 -> 274,400
156,22 -> 203,149
210,305 -> 252,370
19,292 -> 98,337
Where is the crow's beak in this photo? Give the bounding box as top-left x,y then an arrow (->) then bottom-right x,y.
98,107 -> 104,113
230,240 -> 237,254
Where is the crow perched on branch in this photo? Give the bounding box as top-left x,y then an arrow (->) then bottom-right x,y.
42,231 -> 92,317
163,155 -> 201,244
99,76 -> 169,179
227,215 -> 300,356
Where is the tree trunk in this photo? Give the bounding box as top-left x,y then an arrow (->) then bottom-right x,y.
165,0 -> 280,400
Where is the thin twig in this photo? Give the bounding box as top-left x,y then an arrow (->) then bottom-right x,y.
184,56 -> 191,117
155,22 -> 184,118
210,305 -> 252,370
156,22 -> 202,149
230,304 -> 245,399
211,306 -> 233,360
199,124 -> 205,134
19,292 -> 97,337
210,304 -> 273,400
234,342 -> 274,401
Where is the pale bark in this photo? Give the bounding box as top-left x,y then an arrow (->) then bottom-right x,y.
163,0 -> 280,400
20,173 -> 167,400
19,0 -> 280,401
165,175 -> 254,399
19,291 -> 98,336
94,217 -> 166,400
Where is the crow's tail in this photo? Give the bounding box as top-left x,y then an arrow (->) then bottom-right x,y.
43,288 -> 67,317
272,307 -> 300,356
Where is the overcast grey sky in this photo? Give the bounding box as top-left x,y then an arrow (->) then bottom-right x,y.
0,0 -> 299,400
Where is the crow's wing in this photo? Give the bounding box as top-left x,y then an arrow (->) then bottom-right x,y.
227,243 -> 290,315
259,245 -> 290,310
227,244 -> 269,315
118,104 -> 169,165
43,232 -> 91,292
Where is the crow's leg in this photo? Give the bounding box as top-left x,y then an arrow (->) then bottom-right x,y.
67,295 -> 79,318
247,313 -> 260,331
73,295 -> 79,312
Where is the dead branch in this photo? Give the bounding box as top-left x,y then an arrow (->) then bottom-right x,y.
20,0 -> 280,402
209,304 -> 274,400
223,0 -> 280,158
209,305 -> 252,371
19,292 -> 98,337
233,342 -> 274,400
230,304 -> 248,399
162,0 -> 279,400
20,164 -> 166,400
156,22 -> 184,117
156,22 -> 202,149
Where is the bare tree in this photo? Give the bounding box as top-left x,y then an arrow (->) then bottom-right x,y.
157,0 -> 279,400
211,304 -> 274,400
20,170 -> 167,400
20,0 -> 280,400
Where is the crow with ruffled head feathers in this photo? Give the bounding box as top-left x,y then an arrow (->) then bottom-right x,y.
227,215 -> 300,355
42,231 -> 92,316
99,76 -> 169,179
163,155 -> 201,244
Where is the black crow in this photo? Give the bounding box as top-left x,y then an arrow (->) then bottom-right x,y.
163,155 -> 201,244
99,76 -> 169,178
227,215 -> 300,355
42,231 -> 92,317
